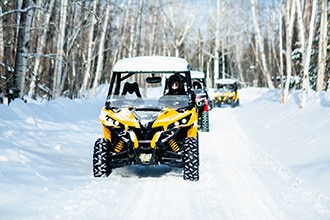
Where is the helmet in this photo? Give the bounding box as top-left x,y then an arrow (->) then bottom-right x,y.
193,81 -> 202,89
168,74 -> 184,95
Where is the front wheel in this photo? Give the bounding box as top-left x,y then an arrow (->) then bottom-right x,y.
183,136 -> 199,181
93,137 -> 111,177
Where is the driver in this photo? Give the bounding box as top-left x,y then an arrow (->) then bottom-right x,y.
166,74 -> 185,95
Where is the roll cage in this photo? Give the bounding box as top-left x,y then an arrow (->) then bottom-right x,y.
106,56 -> 193,98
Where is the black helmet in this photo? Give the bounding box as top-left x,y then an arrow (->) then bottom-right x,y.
193,81 -> 202,89
168,74 -> 185,95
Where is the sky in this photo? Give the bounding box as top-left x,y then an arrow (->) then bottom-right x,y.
0,85 -> 330,219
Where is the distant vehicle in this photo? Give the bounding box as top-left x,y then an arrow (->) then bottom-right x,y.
93,56 -> 199,181
191,70 -> 212,132
213,79 -> 239,108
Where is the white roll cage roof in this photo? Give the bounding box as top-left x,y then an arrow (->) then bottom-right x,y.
113,56 -> 190,73
191,70 -> 205,79
215,79 -> 237,84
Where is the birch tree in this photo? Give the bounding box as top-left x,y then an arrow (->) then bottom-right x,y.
250,0 -> 274,89
214,0 -> 221,79
278,4 -> 284,93
128,0 -> 144,57
91,1 -> 111,97
299,0 -> 317,108
316,0 -> 327,92
80,0 -> 97,98
202,0 -> 223,81
280,0 -> 295,103
163,0 -> 194,58
0,1 -> 16,104
14,0 -> 34,99
28,0 -> 55,99
52,0 -> 67,99
113,0 -> 131,65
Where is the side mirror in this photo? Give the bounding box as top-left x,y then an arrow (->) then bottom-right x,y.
187,90 -> 196,106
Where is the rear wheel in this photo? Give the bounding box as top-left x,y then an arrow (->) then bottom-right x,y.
183,136 -> 199,181
231,99 -> 236,108
93,138 -> 111,177
201,111 -> 209,132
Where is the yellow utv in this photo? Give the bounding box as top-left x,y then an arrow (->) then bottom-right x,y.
213,79 -> 239,108
93,56 -> 199,181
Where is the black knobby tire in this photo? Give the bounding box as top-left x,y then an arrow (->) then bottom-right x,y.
201,111 -> 209,132
183,136 -> 199,181
231,100 -> 236,108
93,137 -> 111,177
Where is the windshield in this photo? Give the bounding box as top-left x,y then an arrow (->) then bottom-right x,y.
106,71 -> 193,109
106,95 -> 190,109
215,84 -> 235,92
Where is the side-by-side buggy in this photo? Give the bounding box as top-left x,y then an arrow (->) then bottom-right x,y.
213,79 -> 239,108
191,70 -> 213,132
93,56 -> 199,181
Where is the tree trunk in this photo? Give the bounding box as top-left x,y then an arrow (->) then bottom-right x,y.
28,0 -> 55,99
133,0 -> 144,57
14,0 -> 34,99
316,0 -> 327,92
278,5 -> 284,94
300,0 -> 317,108
52,0 -> 67,99
280,0 -> 295,104
1,1 -> 16,104
80,0 -> 97,99
250,0 -> 274,89
113,0 -> 131,66
214,0 -> 220,80
91,2 -> 110,97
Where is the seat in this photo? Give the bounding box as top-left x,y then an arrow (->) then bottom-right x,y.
121,82 -> 142,97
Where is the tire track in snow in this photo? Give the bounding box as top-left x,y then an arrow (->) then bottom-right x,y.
200,108 -> 327,219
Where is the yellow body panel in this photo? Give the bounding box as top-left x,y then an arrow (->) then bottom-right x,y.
152,107 -> 197,130
99,107 -> 140,129
100,105 -> 198,145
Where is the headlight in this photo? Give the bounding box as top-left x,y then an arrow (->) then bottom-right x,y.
228,92 -> 234,97
105,115 -> 120,126
100,111 -> 124,128
168,114 -> 192,129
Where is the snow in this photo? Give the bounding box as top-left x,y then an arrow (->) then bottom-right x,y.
216,78 -> 237,84
1,86 -> 330,219
112,56 -> 190,72
191,70 -> 205,79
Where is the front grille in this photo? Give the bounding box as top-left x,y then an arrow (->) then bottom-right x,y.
133,126 -> 162,147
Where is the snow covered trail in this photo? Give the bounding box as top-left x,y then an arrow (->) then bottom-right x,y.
34,108 -> 328,220
1,92 -> 330,219
201,108 -> 327,219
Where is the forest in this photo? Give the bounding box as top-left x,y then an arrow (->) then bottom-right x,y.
0,0 -> 329,107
